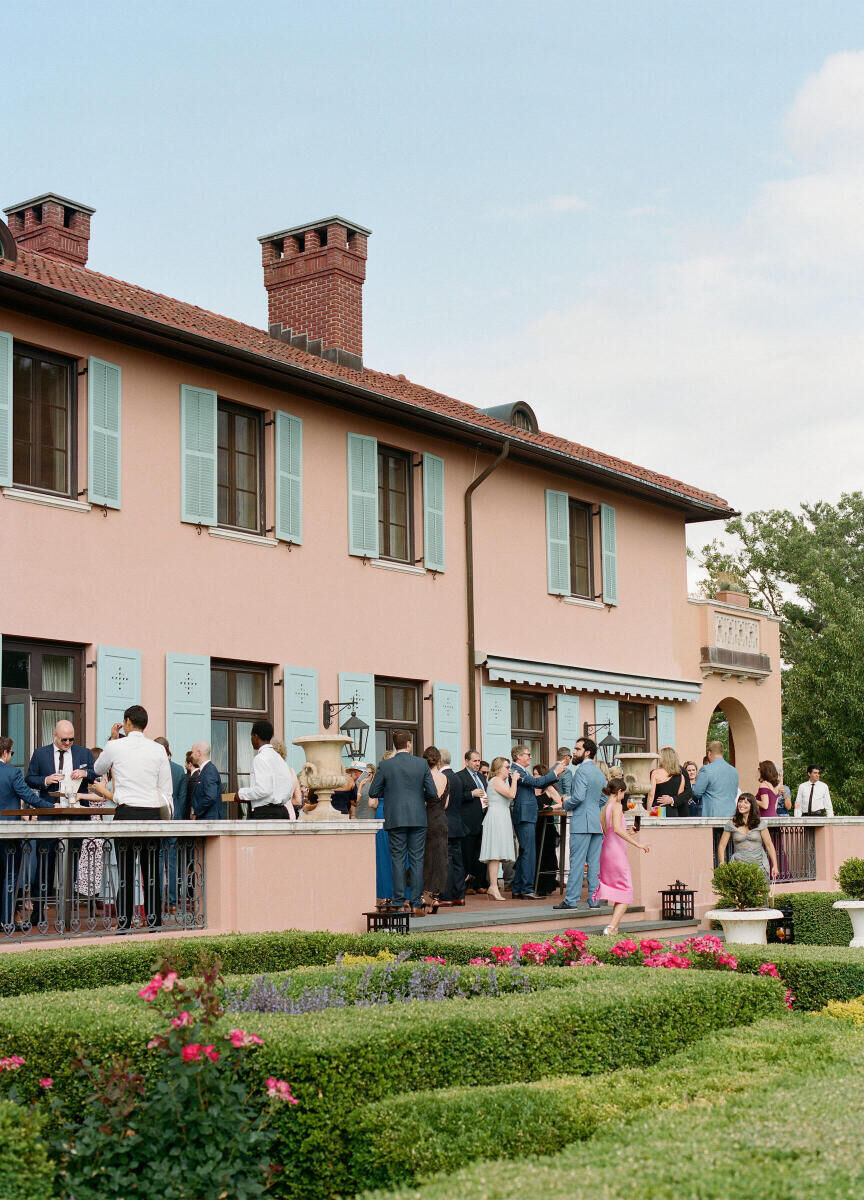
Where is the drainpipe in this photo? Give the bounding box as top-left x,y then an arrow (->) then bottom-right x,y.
465,441 -> 510,749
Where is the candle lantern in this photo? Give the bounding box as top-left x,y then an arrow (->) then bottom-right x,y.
659,879 -> 695,921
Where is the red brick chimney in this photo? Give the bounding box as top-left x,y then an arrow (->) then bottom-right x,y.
3,193 -> 95,267
258,216 -> 371,370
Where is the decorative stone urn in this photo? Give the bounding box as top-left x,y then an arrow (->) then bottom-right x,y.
618,752 -> 659,817
703,908 -> 784,945
832,900 -> 864,948
292,734 -> 352,821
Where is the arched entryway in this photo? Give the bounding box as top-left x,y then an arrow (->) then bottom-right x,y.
708,696 -> 759,790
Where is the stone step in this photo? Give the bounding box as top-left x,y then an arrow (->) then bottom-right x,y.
409,901 -> 686,933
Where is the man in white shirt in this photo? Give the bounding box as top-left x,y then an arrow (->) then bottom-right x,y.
237,720 -> 300,819
794,765 -> 834,818
94,705 -> 173,931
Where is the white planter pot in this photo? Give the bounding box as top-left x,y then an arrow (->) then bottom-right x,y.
832,899 -> 864,948
703,908 -> 783,945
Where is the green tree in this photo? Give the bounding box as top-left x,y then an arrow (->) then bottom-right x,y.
699,493 -> 864,814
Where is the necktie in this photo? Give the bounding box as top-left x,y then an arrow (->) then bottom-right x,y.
807,782 -> 815,814
58,748 -> 66,775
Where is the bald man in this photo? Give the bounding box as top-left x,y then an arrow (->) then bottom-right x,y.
25,720 -> 97,926
188,741 -> 223,820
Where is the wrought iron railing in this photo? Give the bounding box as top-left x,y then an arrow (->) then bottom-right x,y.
712,823 -> 816,883
1,829 -> 206,940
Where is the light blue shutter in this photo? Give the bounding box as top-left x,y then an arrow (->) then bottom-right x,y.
600,503 -> 618,605
545,490 -> 571,596
284,666 -> 319,772
593,698 -> 620,756
275,411 -> 303,544
433,682 -> 461,765
165,654 -> 211,759
96,646 -> 142,744
656,703 -> 677,753
0,330 -> 12,486
88,357 -> 122,508
338,671 -> 376,764
422,453 -> 446,572
180,385 -> 218,525
481,685 -> 512,764
556,694 -> 582,751
346,433 -> 379,558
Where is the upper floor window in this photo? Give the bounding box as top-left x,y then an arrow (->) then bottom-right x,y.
374,677 -> 422,760
568,499 -> 593,600
377,445 -> 413,563
13,344 -> 75,496
545,491 -> 618,605
218,400 -> 263,533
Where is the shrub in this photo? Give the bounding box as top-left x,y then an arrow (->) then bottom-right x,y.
733,943 -> 864,1010
0,1099 -> 55,1200
711,860 -> 770,909
362,1020 -> 864,1200
774,891 -> 853,945
345,1015 -> 847,1192
823,995 -> 864,1025
0,969 -> 781,1199
836,856 -> 864,900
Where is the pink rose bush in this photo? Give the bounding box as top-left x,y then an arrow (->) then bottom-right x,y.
265,1077 -> 299,1104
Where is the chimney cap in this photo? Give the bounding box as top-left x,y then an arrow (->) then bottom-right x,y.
4,192 -> 96,217
257,215 -> 371,244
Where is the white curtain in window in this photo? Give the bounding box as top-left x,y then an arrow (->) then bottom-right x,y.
235,673 -> 256,710
40,708 -> 74,747
42,655 -> 74,693
235,721 -> 254,789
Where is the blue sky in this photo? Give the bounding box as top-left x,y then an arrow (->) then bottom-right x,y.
5,1 -> 864,549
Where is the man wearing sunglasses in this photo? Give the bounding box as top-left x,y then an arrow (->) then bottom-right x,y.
25,721 -> 97,926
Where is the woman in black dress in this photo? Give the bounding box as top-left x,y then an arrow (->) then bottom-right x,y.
647,746 -> 688,817
421,746 -> 449,914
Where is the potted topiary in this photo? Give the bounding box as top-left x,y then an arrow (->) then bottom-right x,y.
703,861 -> 782,945
833,858 -> 864,948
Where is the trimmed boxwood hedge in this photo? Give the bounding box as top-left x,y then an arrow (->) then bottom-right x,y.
733,942 -> 864,1009
0,969 -> 781,1199
0,1100 -> 55,1200
363,1020 -> 864,1200
347,1015 -> 853,1192
776,891 -> 853,944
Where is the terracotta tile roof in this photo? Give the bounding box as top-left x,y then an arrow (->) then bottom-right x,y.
0,249 -> 733,514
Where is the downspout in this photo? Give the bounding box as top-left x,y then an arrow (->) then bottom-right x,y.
465,440 -> 510,749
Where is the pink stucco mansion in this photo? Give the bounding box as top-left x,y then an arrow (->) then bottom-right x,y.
0,193 -> 780,795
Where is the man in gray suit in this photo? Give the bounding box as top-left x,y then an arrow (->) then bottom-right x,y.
691,740 -> 739,819
554,736 -> 607,910
369,729 -> 437,914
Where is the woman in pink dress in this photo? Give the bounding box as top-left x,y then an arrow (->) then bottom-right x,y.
593,777 -> 650,936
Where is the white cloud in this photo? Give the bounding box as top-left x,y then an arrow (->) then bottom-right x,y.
409,52 -> 864,529
496,193 -> 590,219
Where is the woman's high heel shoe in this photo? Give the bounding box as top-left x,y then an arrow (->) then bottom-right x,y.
487,890 -> 507,901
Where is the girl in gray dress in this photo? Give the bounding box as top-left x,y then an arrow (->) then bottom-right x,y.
716,793 -> 779,882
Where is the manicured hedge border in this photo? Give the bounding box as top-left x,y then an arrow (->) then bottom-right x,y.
0,1100 -> 55,1200
776,891 -> 853,945
347,1015 -> 845,1192
733,942 -> 864,1010
362,1019 -> 864,1200
0,969 -> 781,1200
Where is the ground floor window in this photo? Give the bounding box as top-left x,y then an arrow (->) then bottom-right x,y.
619,702 -> 649,754
1,638 -> 84,768
210,660 -> 271,795
374,678 -> 422,761
511,692 -> 547,763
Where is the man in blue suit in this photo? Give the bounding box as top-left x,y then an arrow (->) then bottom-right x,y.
25,720 -> 96,926
369,729 -> 437,914
555,736 -> 607,910
188,741 -> 223,820
155,737 -> 189,912
1,736 -> 56,929
510,746 -> 565,899
691,741 -> 739,819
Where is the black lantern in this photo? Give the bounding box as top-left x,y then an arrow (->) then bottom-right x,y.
339,710 -> 370,763
659,880 -> 695,921
768,908 -> 795,945
598,730 -> 621,767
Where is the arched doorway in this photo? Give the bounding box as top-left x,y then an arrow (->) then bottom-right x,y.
707,696 -> 759,790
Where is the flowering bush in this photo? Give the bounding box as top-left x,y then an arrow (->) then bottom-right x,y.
0,954 -> 298,1200
225,956 -> 532,1014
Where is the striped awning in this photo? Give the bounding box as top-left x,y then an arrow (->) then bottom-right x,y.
483,655 -> 702,703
